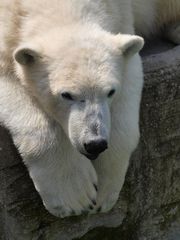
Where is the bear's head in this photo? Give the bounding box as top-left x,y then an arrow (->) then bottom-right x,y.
14,27 -> 144,160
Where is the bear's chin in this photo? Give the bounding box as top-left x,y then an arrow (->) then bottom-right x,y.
83,153 -> 99,160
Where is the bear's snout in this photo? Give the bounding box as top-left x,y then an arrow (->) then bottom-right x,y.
84,138 -> 108,160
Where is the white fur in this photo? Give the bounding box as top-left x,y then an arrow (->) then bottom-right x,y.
0,0 -> 179,217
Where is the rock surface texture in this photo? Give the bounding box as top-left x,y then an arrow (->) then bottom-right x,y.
0,41 -> 180,240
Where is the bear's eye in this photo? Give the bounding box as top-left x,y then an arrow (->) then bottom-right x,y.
107,89 -> 116,98
61,92 -> 74,101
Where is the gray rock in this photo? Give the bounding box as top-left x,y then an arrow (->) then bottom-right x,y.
0,42 -> 180,240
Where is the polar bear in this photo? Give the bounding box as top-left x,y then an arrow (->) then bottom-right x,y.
0,0 -> 179,217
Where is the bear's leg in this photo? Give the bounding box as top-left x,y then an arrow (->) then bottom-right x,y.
26,136 -> 98,217
91,108 -> 133,213
165,22 -> 180,44
92,55 -> 143,213
92,151 -> 130,213
0,75 -> 98,217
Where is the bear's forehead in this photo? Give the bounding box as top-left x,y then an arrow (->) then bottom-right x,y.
51,57 -> 113,86
50,46 -> 113,82
57,44 -> 111,67
49,67 -> 119,99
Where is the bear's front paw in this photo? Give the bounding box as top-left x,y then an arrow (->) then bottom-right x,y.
31,159 -> 98,218
92,189 -> 119,214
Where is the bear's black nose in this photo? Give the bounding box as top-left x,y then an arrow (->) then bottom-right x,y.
84,139 -> 108,155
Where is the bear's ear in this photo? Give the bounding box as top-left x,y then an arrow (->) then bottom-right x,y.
14,46 -> 41,66
115,34 -> 144,57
